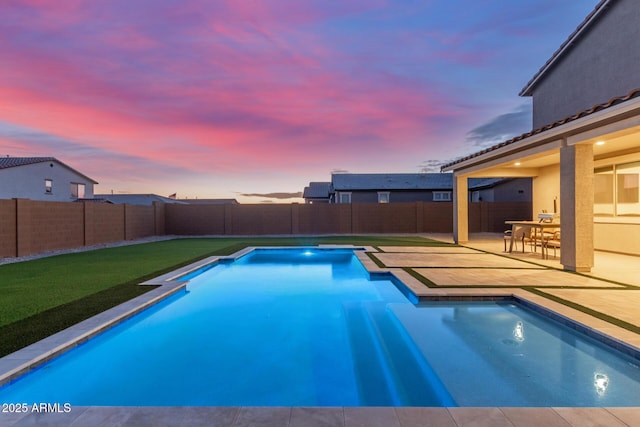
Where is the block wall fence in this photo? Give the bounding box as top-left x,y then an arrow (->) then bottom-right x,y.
0,199 -> 532,258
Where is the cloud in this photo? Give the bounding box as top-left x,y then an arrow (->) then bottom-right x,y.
418,160 -> 446,173
0,121 -> 197,186
0,1 -> 597,198
466,104 -> 532,149
240,192 -> 302,199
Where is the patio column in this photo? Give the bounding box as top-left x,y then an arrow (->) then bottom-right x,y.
560,142 -> 594,272
453,173 -> 468,244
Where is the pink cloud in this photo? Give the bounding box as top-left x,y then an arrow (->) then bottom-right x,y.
2,0 -> 591,197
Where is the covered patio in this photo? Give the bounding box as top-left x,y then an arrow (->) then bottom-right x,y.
442,92 -> 640,272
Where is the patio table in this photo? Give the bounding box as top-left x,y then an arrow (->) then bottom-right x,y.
505,220 -> 560,258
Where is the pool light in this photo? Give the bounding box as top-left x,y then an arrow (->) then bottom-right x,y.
594,372 -> 609,395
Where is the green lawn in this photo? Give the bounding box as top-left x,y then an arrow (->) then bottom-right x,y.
0,235 -> 448,356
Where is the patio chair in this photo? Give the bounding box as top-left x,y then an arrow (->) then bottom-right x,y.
504,227 -> 531,252
543,231 -> 561,259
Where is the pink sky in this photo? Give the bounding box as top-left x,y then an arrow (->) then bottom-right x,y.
0,1 -> 599,202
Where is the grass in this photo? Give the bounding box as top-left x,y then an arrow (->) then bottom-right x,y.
0,235 -> 448,357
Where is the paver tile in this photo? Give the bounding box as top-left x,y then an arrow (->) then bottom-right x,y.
448,408 -> 514,427
375,253 -> 543,268
394,407 -> 457,427
234,407 -> 291,427
413,268 -> 623,288
553,407 -> 627,426
606,407 -> 640,426
499,407 -> 570,427
344,407 -> 400,427
290,407 -> 343,427
542,289 -> 640,328
378,246 -> 482,254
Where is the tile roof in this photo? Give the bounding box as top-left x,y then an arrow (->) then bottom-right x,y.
0,156 -> 98,183
303,182 -> 331,198
0,157 -> 56,169
331,173 -> 509,191
332,173 -> 453,191
520,0 -> 612,96
441,87 -> 640,171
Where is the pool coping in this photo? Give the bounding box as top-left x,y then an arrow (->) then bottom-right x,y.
1,245 -> 639,406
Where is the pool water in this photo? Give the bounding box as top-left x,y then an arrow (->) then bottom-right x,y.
1,248 -> 639,406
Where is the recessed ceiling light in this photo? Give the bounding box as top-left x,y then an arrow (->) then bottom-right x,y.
595,141 -> 605,146
514,162 -> 521,166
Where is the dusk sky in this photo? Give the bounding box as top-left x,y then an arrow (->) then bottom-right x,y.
1,1 -> 599,203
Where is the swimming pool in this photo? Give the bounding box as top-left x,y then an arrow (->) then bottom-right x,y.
1,248 -> 639,406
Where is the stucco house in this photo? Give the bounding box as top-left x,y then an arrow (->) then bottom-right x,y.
303,182 -> 332,204
442,0 -> 640,271
0,157 -> 97,202
303,173 -> 532,204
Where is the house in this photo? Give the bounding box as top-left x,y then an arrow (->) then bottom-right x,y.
302,182 -> 332,204
0,157 -> 97,202
303,173 -> 532,204
442,0 -> 640,270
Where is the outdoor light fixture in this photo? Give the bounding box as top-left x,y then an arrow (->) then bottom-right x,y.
514,162 -> 521,166
595,140 -> 606,146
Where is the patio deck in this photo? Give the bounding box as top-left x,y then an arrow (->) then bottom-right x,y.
2,235 -> 639,426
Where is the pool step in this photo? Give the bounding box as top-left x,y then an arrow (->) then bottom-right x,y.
344,302 -> 455,406
363,304 -> 455,406
344,302 -> 399,405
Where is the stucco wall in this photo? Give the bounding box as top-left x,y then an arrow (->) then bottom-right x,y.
594,221 -> 640,255
530,0 -> 640,128
0,161 -> 95,202
532,165 -> 560,216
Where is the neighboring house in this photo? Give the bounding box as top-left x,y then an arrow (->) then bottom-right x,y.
303,174 -> 532,204
94,194 -> 188,206
0,157 -> 97,202
302,182 -> 331,204
442,0 -> 640,270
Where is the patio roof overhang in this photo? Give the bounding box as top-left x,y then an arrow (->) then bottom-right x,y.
443,94 -> 640,272
443,95 -> 640,178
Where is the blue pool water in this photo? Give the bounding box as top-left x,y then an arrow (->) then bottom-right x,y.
1,248 -> 639,406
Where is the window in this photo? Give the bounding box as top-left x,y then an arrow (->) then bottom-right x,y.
594,162 -> 640,216
338,192 -> 351,203
71,183 -> 86,199
433,191 -> 451,201
377,192 -> 390,203
594,167 -> 614,215
616,161 -> 640,215
45,179 -> 52,194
